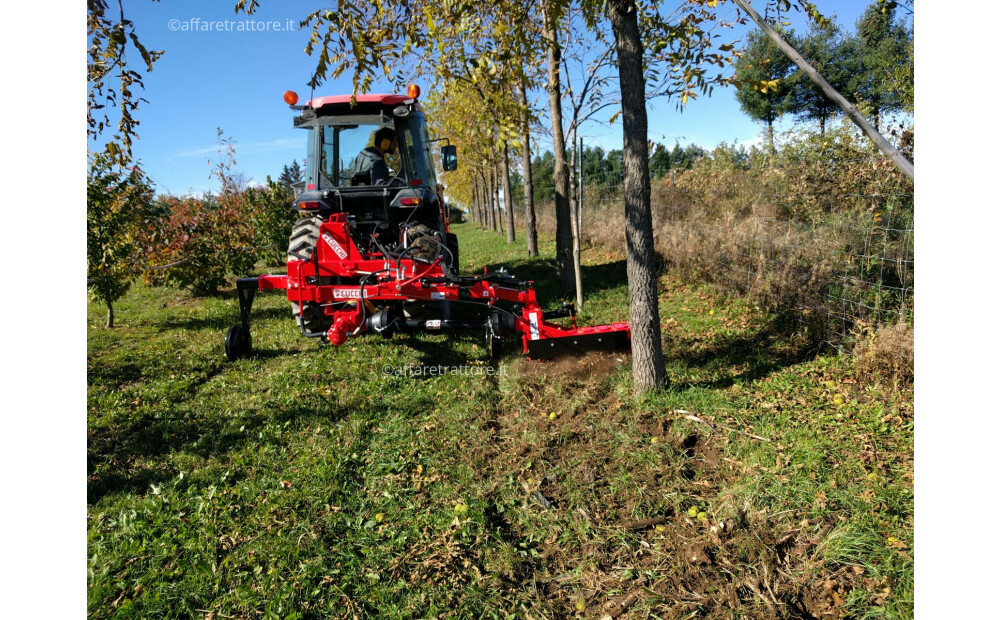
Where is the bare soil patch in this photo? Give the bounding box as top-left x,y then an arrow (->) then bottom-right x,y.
463,355 -> 875,619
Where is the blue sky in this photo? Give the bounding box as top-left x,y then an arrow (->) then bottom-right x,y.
102,0 -> 890,196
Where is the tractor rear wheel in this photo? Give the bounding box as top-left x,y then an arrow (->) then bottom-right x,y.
288,215 -> 322,261
445,232 -> 459,273
288,216 -> 332,334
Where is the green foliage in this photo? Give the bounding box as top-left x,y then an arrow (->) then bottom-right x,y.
787,21 -> 851,134
87,152 -> 153,326
143,182 -> 294,294
532,142 -> 708,201
143,195 -> 253,294
667,142 -> 708,171
649,144 -> 671,176
87,0 -> 164,162
729,1 -> 912,136
733,28 -> 795,144
845,0 -> 912,123
531,150 -> 556,203
245,178 -> 296,266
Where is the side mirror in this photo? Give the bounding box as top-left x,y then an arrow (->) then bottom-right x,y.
441,145 -> 458,171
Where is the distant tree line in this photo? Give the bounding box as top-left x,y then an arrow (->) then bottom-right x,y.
529,141 -> 713,202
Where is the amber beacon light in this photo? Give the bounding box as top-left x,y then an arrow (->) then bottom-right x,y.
406,84 -> 420,99
283,90 -> 299,105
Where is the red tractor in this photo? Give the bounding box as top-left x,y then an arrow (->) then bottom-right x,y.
224,85 -> 630,360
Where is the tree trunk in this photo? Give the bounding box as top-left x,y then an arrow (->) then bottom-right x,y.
472,174 -> 483,228
543,3 -> 574,292
489,167 -> 498,233
479,171 -> 489,229
493,168 -> 503,237
577,136 -> 584,249
518,81 -> 539,257
479,179 -> 487,227
495,172 -> 504,237
105,298 -> 115,329
569,124 -> 584,310
471,182 -> 479,225
608,0 -> 667,394
490,165 -> 503,235
502,143 -> 515,243
472,176 -> 478,226
487,167 -> 494,232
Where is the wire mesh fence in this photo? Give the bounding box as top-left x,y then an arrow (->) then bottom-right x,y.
523,141 -> 914,350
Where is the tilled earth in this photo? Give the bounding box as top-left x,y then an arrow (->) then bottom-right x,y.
449,350 -> 910,619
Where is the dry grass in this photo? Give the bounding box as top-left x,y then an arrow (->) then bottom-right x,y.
853,320 -> 915,385
503,129 -> 914,376
521,170 -> 841,326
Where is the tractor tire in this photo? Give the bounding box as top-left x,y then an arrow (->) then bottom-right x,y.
288,215 -> 322,261
287,216 -> 332,334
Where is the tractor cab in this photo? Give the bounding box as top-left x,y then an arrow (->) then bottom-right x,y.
287,88 -> 455,234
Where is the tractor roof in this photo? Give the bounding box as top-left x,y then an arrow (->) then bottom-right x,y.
305,94 -> 412,109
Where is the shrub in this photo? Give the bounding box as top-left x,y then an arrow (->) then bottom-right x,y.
141,195 -> 247,294
87,152 -> 153,327
141,130 -> 295,293
243,178 -> 295,266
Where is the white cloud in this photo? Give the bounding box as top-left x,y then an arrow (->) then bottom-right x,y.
175,138 -> 301,158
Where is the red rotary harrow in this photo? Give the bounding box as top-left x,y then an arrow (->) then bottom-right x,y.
224,212 -> 631,361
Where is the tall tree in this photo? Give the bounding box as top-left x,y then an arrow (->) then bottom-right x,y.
517,80 -> 540,257
606,0 -> 666,393
542,2 -> 575,293
732,0 -> 913,180
277,160 -> 304,194
787,22 -> 849,135
502,143 -> 516,243
649,143 -> 671,176
561,18 -> 619,310
845,0 -> 912,128
486,168 -> 497,232
733,28 -> 795,151
531,151 -> 556,203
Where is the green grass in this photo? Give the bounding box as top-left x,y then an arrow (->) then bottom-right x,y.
88,222 -> 912,619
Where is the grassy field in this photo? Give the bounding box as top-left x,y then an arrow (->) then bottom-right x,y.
88,222 -> 913,619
